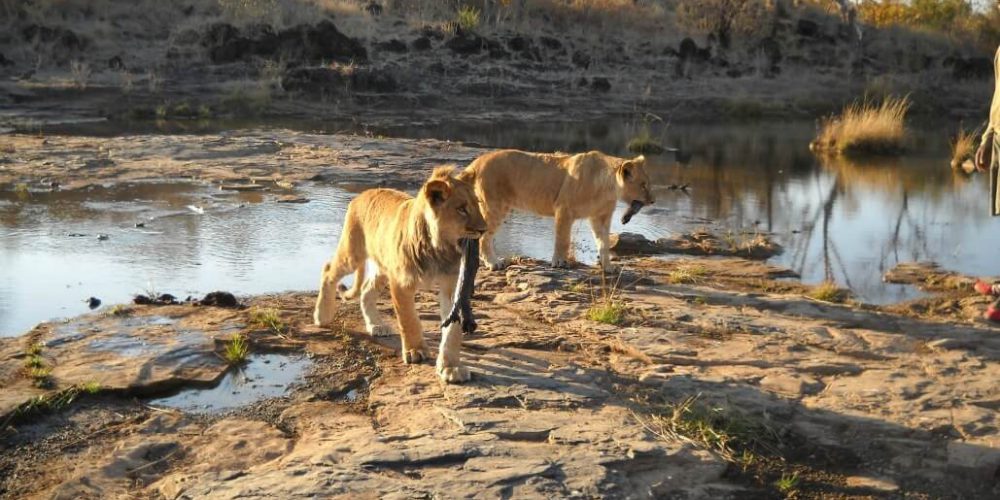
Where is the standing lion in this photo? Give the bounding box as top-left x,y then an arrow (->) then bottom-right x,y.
313,167 -> 486,383
459,150 -> 654,271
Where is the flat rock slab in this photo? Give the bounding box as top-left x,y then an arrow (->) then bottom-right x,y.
0,305 -> 245,418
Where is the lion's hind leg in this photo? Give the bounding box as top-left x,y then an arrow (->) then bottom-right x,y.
314,221 -> 366,327
360,270 -> 393,337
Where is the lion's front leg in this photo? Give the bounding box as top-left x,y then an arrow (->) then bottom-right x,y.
436,275 -> 470,384
389,282 -> 428,364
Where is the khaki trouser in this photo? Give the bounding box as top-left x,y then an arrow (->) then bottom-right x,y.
993,133 -> 1000,216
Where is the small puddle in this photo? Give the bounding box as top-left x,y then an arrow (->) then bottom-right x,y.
147,353 -> 311,412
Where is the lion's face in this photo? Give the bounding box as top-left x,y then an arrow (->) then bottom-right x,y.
616,155 -> 655,207
422,175 -> 487,247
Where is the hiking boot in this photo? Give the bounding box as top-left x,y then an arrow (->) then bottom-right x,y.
974,280 -> 1000,296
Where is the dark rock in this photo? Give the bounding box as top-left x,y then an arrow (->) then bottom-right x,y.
506,35 -> 540,61
203,21 -> 366,64
571,50 -> 591,69
351,67 -> 398,92
539,36 -> 562,51
200,291 -> 240,308
201,22 -> 240,48
97,234 -> 109,241
679,38 -> 698,60
797,19 -> 820,38
22,24 -> 85,52
945,56 -> 992,80
446,32 -> 484,55
376,39 -> 408,53
576,77 -> 588,87
158,293 -> 178,304
365,2 -> 383,16
108,55 -> 125,70
590,77 -> 611,92
411,36 -> 432,51
758,37 -> 782,66
86,297 -> 101,310
726,68 -> 743,78
282,66 -> 397,94
420,26 -> 446,41
0,53 -> 12,67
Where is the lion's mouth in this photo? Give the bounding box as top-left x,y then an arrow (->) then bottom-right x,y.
621,200 -> 646,225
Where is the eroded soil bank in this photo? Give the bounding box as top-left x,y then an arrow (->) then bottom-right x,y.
1,255 -> 999,499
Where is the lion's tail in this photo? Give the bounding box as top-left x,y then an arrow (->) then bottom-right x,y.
337,265 -> 366,300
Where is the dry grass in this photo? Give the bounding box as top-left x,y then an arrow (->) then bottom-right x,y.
812,96 -> 911,156
950,125 -> 979,170
667,264 -> 708,285
807,281 -> 848,303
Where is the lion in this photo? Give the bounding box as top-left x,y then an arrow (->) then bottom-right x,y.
313,167 -> 487,384
458,149 -> 654,271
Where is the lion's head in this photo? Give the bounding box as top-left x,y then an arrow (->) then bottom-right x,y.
421,166 -> 487,249
616,155 -> 655,207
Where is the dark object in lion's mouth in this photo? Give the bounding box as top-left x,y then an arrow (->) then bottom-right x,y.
621,200 -> 645,224
442,238 -> 479,334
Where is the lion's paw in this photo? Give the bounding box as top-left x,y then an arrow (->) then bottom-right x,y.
600,263 -> 621,275
313,307 -> 335,327
402,347 -> 429,365
551,257 -> 571,269
485,258 -> 508,272
368,324 -> 394,337
436,364 -> 471,384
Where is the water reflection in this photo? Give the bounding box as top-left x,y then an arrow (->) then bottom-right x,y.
2,121 -> 996,335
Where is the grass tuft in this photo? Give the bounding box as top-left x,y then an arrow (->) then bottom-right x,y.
950,126 -> 979,170
812,96 -> 911,156
81,381 -> 101,394
249,307 -> 286,334
585,268 -> 628,325
807,281 -> 848,303
222,333 -> 250,365
586,301 -> 628,325
774,471 -> 800,495
633,394 -> 780,462
105,304 -> 131,317
455,5 -> 481,32
667,264 -> 708,285
627,129 -> 664,155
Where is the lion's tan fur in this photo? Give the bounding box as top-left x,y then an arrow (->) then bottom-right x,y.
313,167 -> 486,383
459,150 -> 654,270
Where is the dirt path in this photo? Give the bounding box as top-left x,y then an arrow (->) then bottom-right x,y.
1,256 -> 998,499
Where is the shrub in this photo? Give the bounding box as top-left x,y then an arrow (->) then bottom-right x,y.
674,0 -> 772,48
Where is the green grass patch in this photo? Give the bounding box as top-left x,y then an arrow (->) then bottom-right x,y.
586,302 -> 627,325
455,5 -> 481,32
249,307 -> 286,334
222,333 -> 250,365
81,381 -> 102,394
807,281 -> 848,303
774,471 -> 800,496
24,355 -> 44,369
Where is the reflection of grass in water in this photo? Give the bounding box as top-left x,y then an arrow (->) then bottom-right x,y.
813,96 -> 910,156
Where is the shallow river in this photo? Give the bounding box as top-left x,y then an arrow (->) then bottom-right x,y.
1,118 -> 996,336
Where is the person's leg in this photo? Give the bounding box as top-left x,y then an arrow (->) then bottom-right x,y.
986,298 -> 1000,322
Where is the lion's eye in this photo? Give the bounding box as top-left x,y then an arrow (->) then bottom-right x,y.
457,206 -> 468,216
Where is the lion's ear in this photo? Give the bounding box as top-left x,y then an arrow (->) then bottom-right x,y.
619,161 -> 634,180
424,179 -> 451,206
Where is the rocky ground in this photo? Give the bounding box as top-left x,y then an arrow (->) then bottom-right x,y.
1,253 -> 998,499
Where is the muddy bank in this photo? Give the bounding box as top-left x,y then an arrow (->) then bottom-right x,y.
2,257 -> 998,498
0,130 -> 486,191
